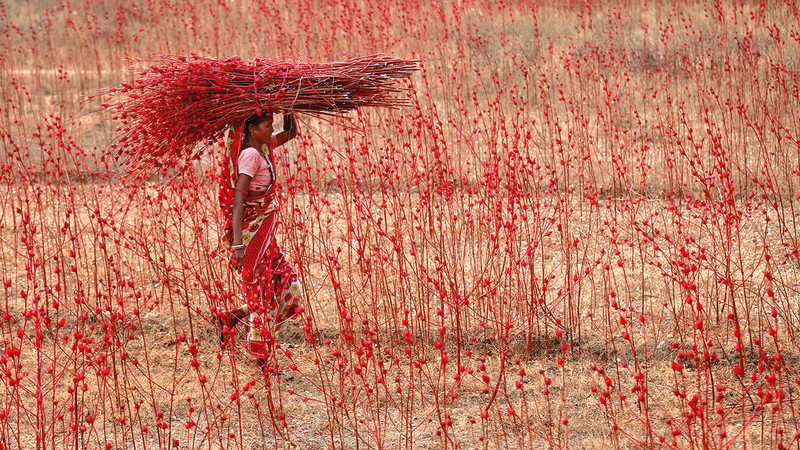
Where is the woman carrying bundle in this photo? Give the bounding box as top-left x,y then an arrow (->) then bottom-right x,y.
217,112 -> 302,369
94,54 -> 417,371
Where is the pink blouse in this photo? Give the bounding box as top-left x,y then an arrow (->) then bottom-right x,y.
238,144 -> 275,191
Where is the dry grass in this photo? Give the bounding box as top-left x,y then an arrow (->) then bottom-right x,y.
2,183 -> 798,448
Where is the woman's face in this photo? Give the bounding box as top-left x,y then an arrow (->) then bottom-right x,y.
249,116 -> 273,144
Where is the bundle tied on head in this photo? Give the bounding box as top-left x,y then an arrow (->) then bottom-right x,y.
92,54 -> 420,174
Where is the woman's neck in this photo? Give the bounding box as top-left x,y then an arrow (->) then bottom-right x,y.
244,139 -> 262,149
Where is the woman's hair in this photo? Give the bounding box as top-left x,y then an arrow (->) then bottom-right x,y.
244,113 -> 272,135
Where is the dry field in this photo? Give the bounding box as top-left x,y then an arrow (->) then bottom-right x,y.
2,0 -> 800,449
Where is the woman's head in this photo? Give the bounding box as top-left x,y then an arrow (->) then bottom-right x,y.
244,113 -> 274,146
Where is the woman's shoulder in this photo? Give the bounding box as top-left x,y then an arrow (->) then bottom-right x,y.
238,146 -> 260,160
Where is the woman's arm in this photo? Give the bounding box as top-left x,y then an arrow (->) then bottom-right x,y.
273,113 -> 298,147
232,173 -> 252,269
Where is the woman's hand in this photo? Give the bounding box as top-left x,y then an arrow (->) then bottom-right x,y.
275,113 -> 298,147
283,113 -> 295,132
232,246 -> 246,270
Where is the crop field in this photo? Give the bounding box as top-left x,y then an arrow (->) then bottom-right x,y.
1,0 -> 800,449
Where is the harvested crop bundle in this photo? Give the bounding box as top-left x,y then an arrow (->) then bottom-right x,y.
95,53 -> 420,169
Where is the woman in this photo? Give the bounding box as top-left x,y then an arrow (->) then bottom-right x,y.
217,112 -> 301,367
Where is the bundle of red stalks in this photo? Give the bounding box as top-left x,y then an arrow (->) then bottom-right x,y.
95,53 -> 419,169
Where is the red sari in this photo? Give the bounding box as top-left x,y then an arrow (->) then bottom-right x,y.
219,121 -> 300,359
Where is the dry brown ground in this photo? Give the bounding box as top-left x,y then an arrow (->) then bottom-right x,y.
2,182 -> 798,449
